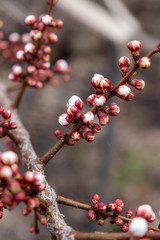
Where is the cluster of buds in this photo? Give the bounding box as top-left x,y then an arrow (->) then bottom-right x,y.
5,7 -> 71,88
0,150 -> 47,233
87,194 -> 131,228
91,73 -> 113,94
0,106 -> 17,138
88,195 -> 156,238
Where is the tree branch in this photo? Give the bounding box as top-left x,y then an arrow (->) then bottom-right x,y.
39,41 -> 160,165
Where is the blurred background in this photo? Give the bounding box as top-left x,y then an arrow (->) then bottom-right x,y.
0,0 -> 160,239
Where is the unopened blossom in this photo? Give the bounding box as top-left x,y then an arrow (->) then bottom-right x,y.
93,95 -> 106,106
136,204 -> 153,219
82,112 -> 95,125
129,217 -> 148,237
116,85 -> 131,98
41,14 -> 53,26
67,95 -> 84,110
91,73 -> 104,88
138,57 -> 151,69
1,151 -> 18,165
24,43 -> 36,55
58,113 -> 70,126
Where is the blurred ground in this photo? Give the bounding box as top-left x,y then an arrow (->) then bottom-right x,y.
0,0 -> 160,239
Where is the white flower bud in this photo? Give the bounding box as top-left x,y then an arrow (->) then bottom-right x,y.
67,95 -> 84,110
94,95 -> 106,106
82,112 -> 95,125
58,113 -> 70,126
117,85 -> 131,98
1,151 -> 18,165
129,217 -> 148,237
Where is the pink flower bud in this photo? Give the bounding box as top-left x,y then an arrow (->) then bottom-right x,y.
54,19 -> 63,28
33,181 -> 46,193
21,33 -> 32,43
125,209 -> 133,218
24,43 -> 36,55
48,33 -> 58,44
14,190 -> 26,201
118,56 -> 131,71
0,105 -> 4,114
106,203 -> 116,211
3,120 -> 10,128
71,131 -> 81,141
92,194 -> 100,203
114,199 -> 124,208
91,73 -> 104,88
93,95 -> 106,106
26,65 -> 36,74
108,103 -> 120,116
10,164 -> 19,175
147,212 -> 156,223
8,179 -> 21,194
21,208 -> 32,216
128,40 -> 141,52
58,113 -> 70,126
115,218 -> 123,226
41,14 -> 54,26
24,15 -> 37,27
67,106 -> 81,118
3,110 -> 11,119
125,91 -> 135,101
100,78 -> 112,90
23,171 -> 34,184
121,224 -> 129,232
88,210 -> 95,220
115,206 -> 123,215
9,32 -> 20,43
0,127 -> 4,134
116,85 -> 131,98
53,59 -> 71,73
135,79 -> 145,91
136,204 -> 153,219
91,123 -> 101,134
138,57 -> 151,69
40,217 -> 47,225
97,202 -> 106,211
1,151 -> 18,165
30,30 -> 42,41
12,64 -> 23,76
87,94 -> 96,106
9,122 -> 17,129
98,114 -> 110,126
0,166 -> 12,179
16,50 -> 26,61
67,95 -> 84,110
84,131 -> 95,142
1,192 -> 13,206
54,130 -> 63,139
41,45 -> 52,54
82,112 -> 95,125
97,216 -> 105,226
33,172 -> 45,186
25,198 -> 37,209
67,138 -> 75,146
129,217 -> 148,237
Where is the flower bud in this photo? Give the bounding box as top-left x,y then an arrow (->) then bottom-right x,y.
0,105 -> 4,114
100,78 -> 112,90
125,91 -> 135,101
54,130 -> 63,139
136,204 -> 153,219
116,85 -> 131,98
3,120 -> 10,128
40,217 -> 47,225
98,114 -> 110,126
25,198 -> 38,209
33,181 -> 46,193
14,190 -> 26,201
106,203 -> 116,211
24,43 -> 36,55
24,15 -> 37,27
87,210 -> 95,221
129,217 -> 148,237
128,40 -> 141,59
53,59 -> 71,73
67,106 -> 81,118
12,64 -> 23,77
121,224 -> 129,232
71,131 -> 81,141
91,73 -> 104,88
135,79 -> 145,91
1,192 -> 13,206
23,171 -> 34,184
147,212 -> 156,223
67,138 -> 75,146
9,179 -> 21,194
118,56 -> 131,71
16,50 -> 26,61
9,32 -> 20,43
54,19 -> 64,28
97,202 -> 106,211
48,33 -> 58,44
108,103 -> 120,116
91,123 -> 101,134
9,122 -> 17,129
21,208 -> 32,216
58,113 -> 70,126
115,206 -> 123,215
41,14 -> 54,26
82,112 -> 95,125
114,199 -> 124,208
33,172 -> 45,186
10,164 -> 19,175
0,166 -> 12,179
97,216 -> 105,226
115,218 -> 123,226
30,30 -> 42,41
1,151 -> 18,165
138,57 -> 151,69
87,94 -> 96,106
125,209 -> 133,218
67,95 -> 84,110
3,110 -> 11,119
93,95 -> 106,106
84,131 -> 95,142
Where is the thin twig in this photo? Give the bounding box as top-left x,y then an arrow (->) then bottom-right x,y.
39,41 -> 160,165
